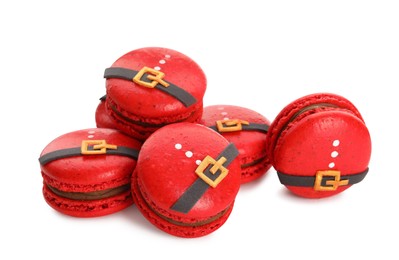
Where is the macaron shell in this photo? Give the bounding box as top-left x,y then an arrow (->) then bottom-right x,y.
267,93 -> 363,164
106,47 -> 206,119
131,172 -> 234,237
43,186 -> 132,217
274,110 -> 371,198
105,100 -> 203,141
40,128 -> 141,192
240,157 -> 272,184
134,123 -> 241,221
95,99 -> 118,129
201,105 -> 271,183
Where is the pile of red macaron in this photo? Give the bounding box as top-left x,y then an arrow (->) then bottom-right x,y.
38,47 -> 372,238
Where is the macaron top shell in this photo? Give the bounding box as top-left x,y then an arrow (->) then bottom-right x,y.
40,128 -> 141,192
273,109 -> 371,175
267,93 -> 365,164
135,122 -> 241,221
105,47 -> 206,118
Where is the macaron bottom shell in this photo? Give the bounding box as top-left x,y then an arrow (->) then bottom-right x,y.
43,185 -> 133,218
240,156 -> 272,184
284,185 -> 351,199
131,172 -> 234,238
105,99 -> 203,141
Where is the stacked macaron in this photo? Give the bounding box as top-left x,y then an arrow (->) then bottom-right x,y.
39,46 -> 271,238
38,46 -> 372,238
97,47 -> 207,141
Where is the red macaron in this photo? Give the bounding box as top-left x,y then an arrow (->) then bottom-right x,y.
200,104 -> 271,184
103,47 -> 207,141
132,122 -> 241,238
39,128 -> 142,217
266,93 -> 372,198
95,95 -> 118,130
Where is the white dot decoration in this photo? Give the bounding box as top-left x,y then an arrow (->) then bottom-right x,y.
196,160 -> 201,165
224,117 -> 229,120
185,151 -> 193,158
165,54 -> 171,58
88,130 -> 95,134
328,139 -> 340,169
88,135 -> 94,138
154,66 -> 161,70
159,59 -> 166,64
221,112 -> 228,116
175,143 -> 182,150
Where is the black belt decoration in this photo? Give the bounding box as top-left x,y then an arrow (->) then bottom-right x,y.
104,67 -> 197,107
277,168 -> 369,191
99,94 -> 106,101
209,119 -> 269,133
170,143 -> 239,214
39,139 -> 139,165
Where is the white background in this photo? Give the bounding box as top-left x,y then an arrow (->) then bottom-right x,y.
1,1 -> 398,259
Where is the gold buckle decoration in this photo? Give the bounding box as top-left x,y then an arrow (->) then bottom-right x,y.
81,140 -> 117,155
195,156 -> 229,188
314,170 -> 349,191
133,66 -> 170,88
216,119 -> 250,132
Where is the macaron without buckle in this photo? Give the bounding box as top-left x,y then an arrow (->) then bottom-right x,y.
39,128 -> 142,217
266,93 -> 372,199
95,95 -> 118,130
131,122 -> 241,238
200,104 -> 272,184
103,47 -> 207,141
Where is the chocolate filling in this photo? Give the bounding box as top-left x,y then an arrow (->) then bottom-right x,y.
110,104 -> 196,128
276,103 -> 339,141
47,184 -> 131,201
289,103 -> 338,123
137,180 -> 231,227
155,205 -> 231,227
241,156 -> 267,169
